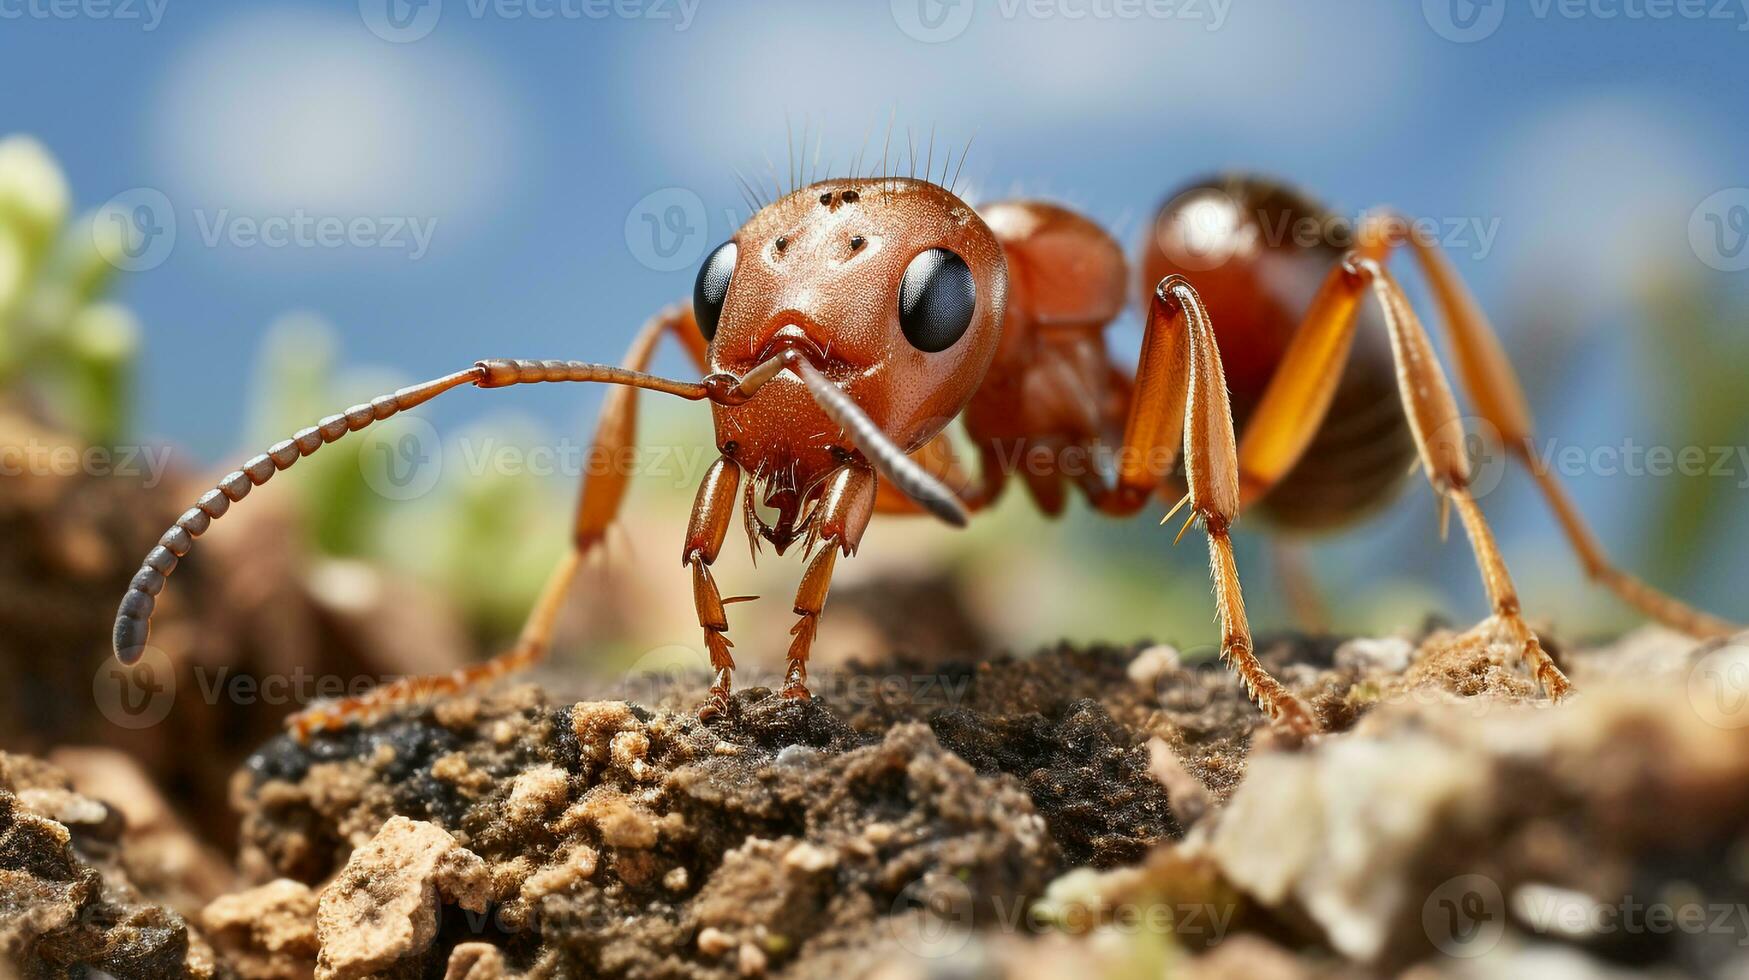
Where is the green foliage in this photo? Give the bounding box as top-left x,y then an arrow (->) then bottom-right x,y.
1633,272 -> 1749,591
0,135 -> 139,446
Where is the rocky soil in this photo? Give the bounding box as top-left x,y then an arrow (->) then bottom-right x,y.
4,624 -> 1749,978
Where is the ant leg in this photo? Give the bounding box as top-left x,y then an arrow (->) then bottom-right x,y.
1232,251 -> 1571,699
1107,278 -> 1318,735
1396,229 -> 1740,639
284,307 -> 723,737
783,465 -> 877,699
1273,540 -> 1331,634
688,456 -> 742,719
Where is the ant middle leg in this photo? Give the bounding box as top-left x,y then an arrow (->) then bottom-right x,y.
1232,246 -> 1572,699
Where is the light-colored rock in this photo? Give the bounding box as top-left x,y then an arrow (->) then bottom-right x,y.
444,942 -> 509,979
315,816 -> 492,980
505,765 -> 569,828
201,879 -> 319,980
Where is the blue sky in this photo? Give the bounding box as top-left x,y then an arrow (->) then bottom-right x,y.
4,0 -> 1747,627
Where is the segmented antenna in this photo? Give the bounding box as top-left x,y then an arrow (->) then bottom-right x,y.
111,367 -> 480,664
112,358 -> 721,665
790,359 -> 967,527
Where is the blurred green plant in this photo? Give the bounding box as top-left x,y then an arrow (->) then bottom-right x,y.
0,135 -> 140,446
1633,271 -> 1749,596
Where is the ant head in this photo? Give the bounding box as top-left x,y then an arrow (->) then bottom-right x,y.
697,177 -> 1007,468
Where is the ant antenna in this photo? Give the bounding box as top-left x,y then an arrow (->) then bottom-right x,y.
112,357 -> 758,666
112,367 -> 480,665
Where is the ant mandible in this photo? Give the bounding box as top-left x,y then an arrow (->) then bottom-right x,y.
112,172 -> 1740,739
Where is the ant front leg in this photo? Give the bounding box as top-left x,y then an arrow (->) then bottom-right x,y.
688,456 -> 742,719
784,464 -> 877,699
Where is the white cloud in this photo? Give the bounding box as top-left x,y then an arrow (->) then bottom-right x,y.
1486,92 -> 1726,310
612,0 -> 1418,173
150,9 -> 519,229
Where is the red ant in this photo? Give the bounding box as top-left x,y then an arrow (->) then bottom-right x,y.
113,172 -> 1739,738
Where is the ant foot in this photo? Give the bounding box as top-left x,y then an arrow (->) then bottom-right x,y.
698,689 -> 731,721
780,660 -> 811,700
699,669 -> 733,720
1465,614 -> 1574,702
1267,692 -> 1320,740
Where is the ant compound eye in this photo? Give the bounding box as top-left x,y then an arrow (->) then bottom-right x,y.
693,241 -> 738,342
897,248 -> 976,353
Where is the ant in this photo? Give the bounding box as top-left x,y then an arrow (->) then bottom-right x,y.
113,172 -> 1740,739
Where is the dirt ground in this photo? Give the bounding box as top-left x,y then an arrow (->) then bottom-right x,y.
7,620 -> 1749,979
